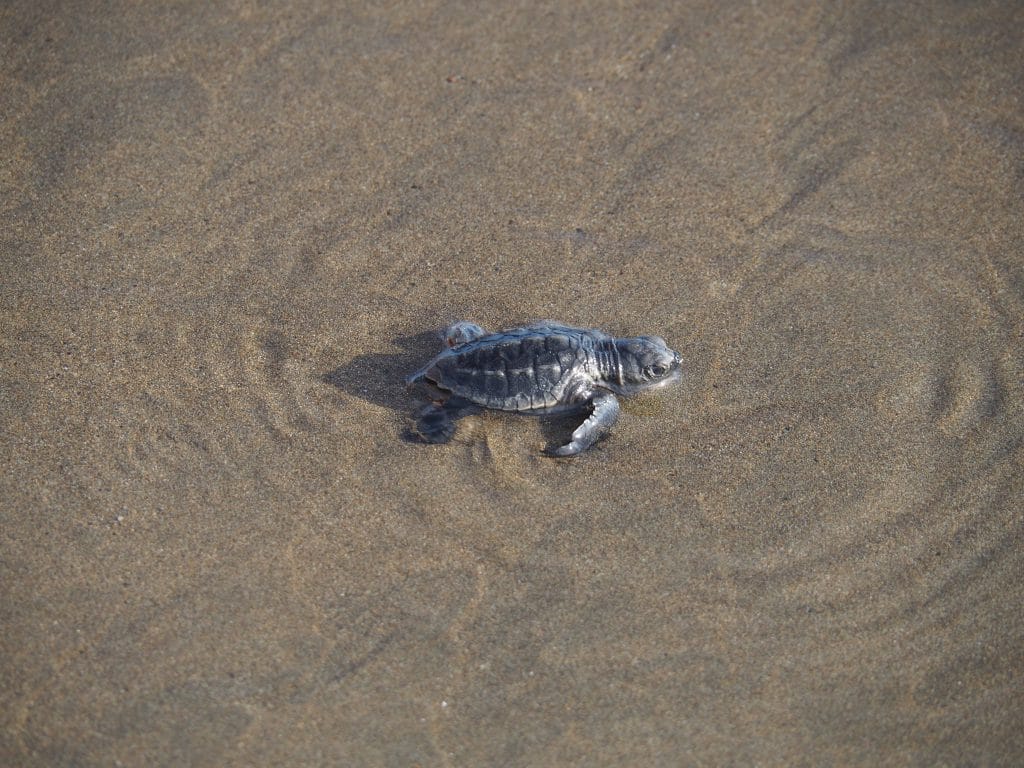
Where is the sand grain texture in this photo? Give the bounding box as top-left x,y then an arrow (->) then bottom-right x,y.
2,1 -> 1023,766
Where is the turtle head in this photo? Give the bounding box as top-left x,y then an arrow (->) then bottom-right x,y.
611,335 -> 681,394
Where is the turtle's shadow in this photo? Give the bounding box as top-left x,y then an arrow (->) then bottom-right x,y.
535,411 -> 587,452
322,331 -> 438,415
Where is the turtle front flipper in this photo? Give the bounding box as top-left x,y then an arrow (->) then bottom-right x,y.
549,391 -> 620,456
411,397 -> 477,444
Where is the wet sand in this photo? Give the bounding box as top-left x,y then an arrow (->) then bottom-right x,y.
2,1 -> 1023,765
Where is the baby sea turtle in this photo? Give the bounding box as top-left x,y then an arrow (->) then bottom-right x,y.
407,320 -> 681,456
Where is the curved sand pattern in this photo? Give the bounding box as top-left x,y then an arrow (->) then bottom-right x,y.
2,1 -> 1022,765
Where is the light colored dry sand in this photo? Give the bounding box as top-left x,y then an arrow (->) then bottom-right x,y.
2,1 -> 1023,765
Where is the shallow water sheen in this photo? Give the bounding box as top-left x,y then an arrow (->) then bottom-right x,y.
2,1 -> 1022,765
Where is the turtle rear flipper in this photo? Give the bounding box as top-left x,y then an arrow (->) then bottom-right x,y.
411,397 -> 477,444
443,321 -> 487,348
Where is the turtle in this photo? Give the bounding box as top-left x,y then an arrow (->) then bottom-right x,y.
406,320 -> 681,456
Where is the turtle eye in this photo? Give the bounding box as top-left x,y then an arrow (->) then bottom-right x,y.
649,364 -> 667,377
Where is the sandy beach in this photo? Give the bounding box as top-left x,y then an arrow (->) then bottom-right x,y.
2,1 -> 1022,765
